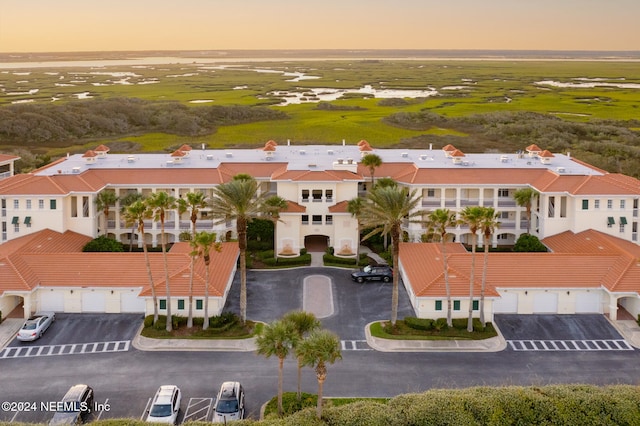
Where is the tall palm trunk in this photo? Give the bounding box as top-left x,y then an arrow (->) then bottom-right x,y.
141,226 -> 158,324
277,356 -> 284,416
467,233 -> 477,332
390,224 -> 400,326
187,255 -> 195,328
480,232 -> 490,327
442,236 -> 453,327
315,365 -> 327,419
238,217 -> 248,324
160,217 -> 172,332
203,256 -> 211,330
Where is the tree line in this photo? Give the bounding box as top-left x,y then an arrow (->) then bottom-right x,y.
384,110 -> 640,178
0,97 -> 289,145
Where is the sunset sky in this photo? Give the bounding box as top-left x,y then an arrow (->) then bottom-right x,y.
1,0 -> 638,53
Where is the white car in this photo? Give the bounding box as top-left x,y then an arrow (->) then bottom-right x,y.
213,381 -> 245,423
146,385 -> 181,424
17,312 -> 55,342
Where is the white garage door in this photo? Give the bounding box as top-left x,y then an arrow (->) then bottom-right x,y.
39,291 -> 65,312
575,292 -> 601,313
494,292 -> 518,313
533,293 -> 558,313
81,291 -> 106,312
121,291 -> 145,313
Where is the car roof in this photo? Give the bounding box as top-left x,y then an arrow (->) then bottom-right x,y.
218,382 -> 240,400
63,384 -> 91,401
154,385 -> 178,403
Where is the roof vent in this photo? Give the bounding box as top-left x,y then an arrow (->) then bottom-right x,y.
127,155 -> 135,163
308,163 -> 316,168
346,158 -> 353,164
500,155 -> 509,163
556,167 -> 565,173
206,154 -> 213,160
327,150 -> 334,155
72,166 -> 81,173
225,152 -> 233,158
337,158 -> 343,164
166,160 -> 174,167
401,152 -> 408,158
419,154 -> 427,160
299,150 -> 306,155
266,156 -> 273,161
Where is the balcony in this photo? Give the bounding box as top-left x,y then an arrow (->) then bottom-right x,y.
422,199 -> 441,208
497,199 -> 516,207
459,198 -> 480,206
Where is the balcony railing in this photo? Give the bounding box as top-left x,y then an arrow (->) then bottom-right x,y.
459,198 -> 480,206
422,200 -> 441,207
497,199 -> 517,207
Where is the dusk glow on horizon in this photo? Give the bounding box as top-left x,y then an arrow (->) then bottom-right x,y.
1,0 -> 639,53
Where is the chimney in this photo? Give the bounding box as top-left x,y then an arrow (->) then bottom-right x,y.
342,139 -> 345,146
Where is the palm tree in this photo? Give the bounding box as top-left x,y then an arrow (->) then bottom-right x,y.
95,189 -> 118,236
460,206 -> 484,332
209,175 -> 269,324
347,197 -> 364,265
190,231 -> 221,330
297,329 -> 342,419
479,207 -> 500,328
429,208 -> 458,327
147,191 -> 178,332
282,311 -> 321,401
255,319 -> 299,417
361,153 -> 382,188
177,191 -> 209,237
119,192 -> 144,251
513,187 -> 539,233
358,184 -> 423,326
122,200 -> 158,324
264,195 -> 288,258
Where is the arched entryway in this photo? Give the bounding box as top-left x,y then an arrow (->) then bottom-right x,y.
304,235 -> 329,252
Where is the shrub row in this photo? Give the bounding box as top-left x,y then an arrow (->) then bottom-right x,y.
404,316 -> 485,332
143,312 -> 240,330
262,253 -> 311,267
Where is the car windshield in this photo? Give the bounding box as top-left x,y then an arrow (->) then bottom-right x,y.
149,403 -> 172,417
22,322 -> 37,330
215,399 -> 238,414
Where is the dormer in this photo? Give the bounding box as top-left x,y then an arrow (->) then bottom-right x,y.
539,150 -> 555,165
359,142 -> 373,157
263,141 -> 276,159
170,149 -> 186,163
450,149 -> 465,164
442,144 -> 457,158
94,144 -> 110,158
526,144 -> 542,157
178,144 -> 192,157
82,150 -> 97,164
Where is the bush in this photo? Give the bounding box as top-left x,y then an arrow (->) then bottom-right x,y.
404,317 -> 433,331
325,246 -> 334,255
323,401 -> 394,426
248,240 -> 273,251
82,236 -> 124,252
433,318 -> 449,331
514,233 -> 548,252
263,254 -> 311,267
257,250 -> 275,259
323,253 -> 359,266
300,248 -> 307,255
143,315 -> 154,327
452,318 -> 468,330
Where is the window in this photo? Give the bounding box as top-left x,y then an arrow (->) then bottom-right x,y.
301,190 -> 309,202
500,211 -> 509,219
24,216 -> 31,228
82,196 -> 89,217
301,215 -> 309,225
39,199 -> 44,209
497,233 -> 509,240
607,199 -> 613,209
14,223 -> 19,232
196,299 -> 203,310
312,215 -> 322,225
594,200 -> 600,209
13,199 -> 19,209
325,189 -> 333,202
620,223 -> 625,233
177,299 -> 185,310
435,300 -> 442,311
548,196 -> 555,218
325,215 -> 333,225
427,188 -> 435,197
312,189 -> 322,202
620,200 -> 626,209
473,300 -> 479,311
498,188 -> 509,197
26,200 -> 31,210
560,196 -> 567,218
71,196 -> 78,217
582,200 -> 589,210
453,300 -> 461,311
159,299 -> 167,310
50,199 -> 57,210
607,217 -> 615,228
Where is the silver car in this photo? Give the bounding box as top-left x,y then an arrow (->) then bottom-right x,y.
17,312 -> 55,342
146,385 -> 181,424
213,381 -> 244,423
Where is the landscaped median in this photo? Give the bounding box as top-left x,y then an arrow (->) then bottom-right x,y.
365,319 -> 507,352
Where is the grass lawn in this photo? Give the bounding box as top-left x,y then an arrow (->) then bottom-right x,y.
370,319 -> 498,340
263,392 -> 390,419
140,318 -> 260,339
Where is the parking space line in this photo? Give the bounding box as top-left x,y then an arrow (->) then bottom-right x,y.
0,340 -> 132,359
340,340 -> 372,351
507,339 -> 634,351
141,398 -> 152,421
183,397 -> 213,423
96,398 -> 109,421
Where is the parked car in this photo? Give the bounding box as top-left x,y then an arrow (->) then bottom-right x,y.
351,265 -> 393,283
17,312 -> 55,342
213,381 -> 245,423
146,385 -> 181,424
48,384 -> 94,425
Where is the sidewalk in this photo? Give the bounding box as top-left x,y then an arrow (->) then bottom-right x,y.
0,318 -> 24,349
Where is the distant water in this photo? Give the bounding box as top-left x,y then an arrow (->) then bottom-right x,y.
1,49 -> 639,69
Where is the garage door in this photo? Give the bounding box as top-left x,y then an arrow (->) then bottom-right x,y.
575,292 -> 601,313
81,291 -> 106,312
121,291 -> 145,313
533,293 -> 558,313
493,292 -> 518,313
39,290 -> 65,312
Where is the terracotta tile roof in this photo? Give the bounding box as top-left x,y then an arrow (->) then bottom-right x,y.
403,168 -> 548,185
526,144 -> 542,153
400,230 -> 640,298
171,150 -> 187,158
0,154 -> 20,162
451,149 -> 465,158
218,162 -> 286,181
94,145 -> 110,153
328,200 -> 349,213
442,144 -> 457,152
0,229 -> 239,298
283,200 -> 306,213
539,150 -> 554,158
178,144 -> 192,152
357,163 -> 416,182
272,169 -> 360,182
82,150 -> 98,158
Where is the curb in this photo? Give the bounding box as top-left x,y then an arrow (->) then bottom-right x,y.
131,323 -> 258,352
